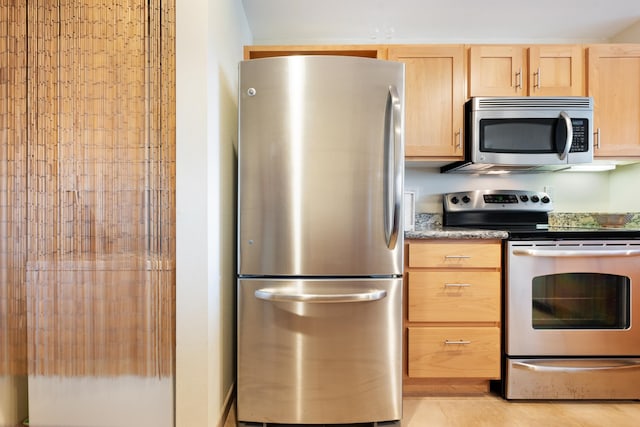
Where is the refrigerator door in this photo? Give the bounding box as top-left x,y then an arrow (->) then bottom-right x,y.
238,56 -> 405,277
237,278 -> 402,425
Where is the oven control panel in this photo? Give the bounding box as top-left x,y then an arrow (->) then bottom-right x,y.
444,189 -> 553,212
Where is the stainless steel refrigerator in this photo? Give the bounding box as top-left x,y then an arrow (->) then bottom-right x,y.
237,55 -> 405,426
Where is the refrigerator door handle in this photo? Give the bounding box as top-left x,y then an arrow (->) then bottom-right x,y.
385,85 -> 402,250
254,288 -> 387,303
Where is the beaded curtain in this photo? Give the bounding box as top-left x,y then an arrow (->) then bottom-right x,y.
1,0 -> 175,378
0,1 -> 28,377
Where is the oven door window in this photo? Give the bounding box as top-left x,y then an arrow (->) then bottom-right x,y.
531,273 -> 630,329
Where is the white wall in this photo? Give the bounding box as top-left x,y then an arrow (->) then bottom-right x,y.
612,19 -> 640,42
28,377 -> 173,427
405,167 -> 615,214
610,163 -> 640,211
176,1 -> 250,427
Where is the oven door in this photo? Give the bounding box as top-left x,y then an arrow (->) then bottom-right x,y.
505,240 -> 640,357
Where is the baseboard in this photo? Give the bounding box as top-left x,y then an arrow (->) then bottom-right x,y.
218,382 -> 236,427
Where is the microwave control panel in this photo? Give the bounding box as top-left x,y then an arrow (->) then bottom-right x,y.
570,119 -> 588,153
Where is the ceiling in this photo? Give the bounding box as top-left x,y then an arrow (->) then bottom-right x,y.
241,0 -> 640,45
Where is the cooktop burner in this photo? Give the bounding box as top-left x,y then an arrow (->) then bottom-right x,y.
442,189 -> 640,240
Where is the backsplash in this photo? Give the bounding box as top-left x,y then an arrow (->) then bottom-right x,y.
414,213 -> 442,229
405,163 -> 640,214
550,212 -> 640,228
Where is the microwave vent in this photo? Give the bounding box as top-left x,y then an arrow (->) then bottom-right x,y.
474,97 -> 593,110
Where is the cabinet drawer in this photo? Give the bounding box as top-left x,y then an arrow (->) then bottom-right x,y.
408,242 -> 501,269
408,327 -> 500,378
408,271 -> 500,322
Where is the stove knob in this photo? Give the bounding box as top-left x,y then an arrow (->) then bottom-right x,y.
519,195 -> 529,202
451,196 -> 459,204
462,195 -> 471,204
541,196 -> 550,203
531,195 -> 540,203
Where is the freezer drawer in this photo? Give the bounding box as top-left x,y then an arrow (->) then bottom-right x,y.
237,278 -> 402,425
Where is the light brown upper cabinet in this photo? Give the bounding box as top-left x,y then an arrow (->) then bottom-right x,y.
587,44 -> 640,158
468,45 -> 584,97
388,45 -> 466,159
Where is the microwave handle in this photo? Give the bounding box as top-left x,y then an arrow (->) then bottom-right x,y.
557,111 -> 573,161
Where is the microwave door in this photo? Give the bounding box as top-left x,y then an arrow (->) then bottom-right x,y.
473,116 -> 572,166
555,111 -> 573,161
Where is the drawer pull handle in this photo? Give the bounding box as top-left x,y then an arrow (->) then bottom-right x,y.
444,283 -> 471,288
445,340 -> 471,345
444,255 -> 471,259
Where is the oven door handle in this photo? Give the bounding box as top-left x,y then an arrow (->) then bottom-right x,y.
512,248 -> 640,257
513,359 -> 640,373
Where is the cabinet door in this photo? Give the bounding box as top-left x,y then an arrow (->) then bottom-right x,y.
529,45 -> 584,96
408,327 -> 500,378
587,44 -> 640,157
388,45 -> 465,158
408,271 -> 500,322
408,241 -> 501,269
468,45 -> 526,96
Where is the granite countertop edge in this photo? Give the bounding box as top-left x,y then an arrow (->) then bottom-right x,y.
405,227 -> 508,240
404,211 -> 640,240
405,213 -> 507,240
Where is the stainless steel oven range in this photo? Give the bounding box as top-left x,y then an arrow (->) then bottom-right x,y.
444,189 -> 640,400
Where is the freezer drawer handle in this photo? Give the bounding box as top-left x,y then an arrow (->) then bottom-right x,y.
444,340 -> 471,345
444,283 -> 472,288
254,288 -> 387,303
513,359 -> 640,373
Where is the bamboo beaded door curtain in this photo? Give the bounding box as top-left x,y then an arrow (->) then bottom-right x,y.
0,0 -> 175,386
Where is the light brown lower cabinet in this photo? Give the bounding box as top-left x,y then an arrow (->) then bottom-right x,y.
404,240 -> 502,395
408,326 -> 500,378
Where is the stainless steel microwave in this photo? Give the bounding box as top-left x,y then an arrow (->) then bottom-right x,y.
441,96 -> 594,173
